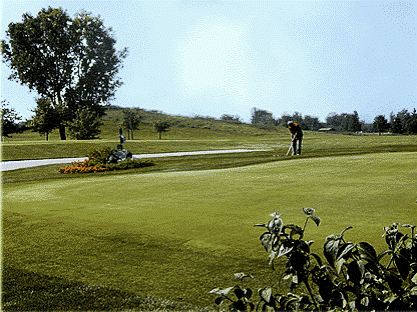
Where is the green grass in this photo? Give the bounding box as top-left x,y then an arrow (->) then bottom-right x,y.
2,151 -> 417,309
2,110 -> 417,310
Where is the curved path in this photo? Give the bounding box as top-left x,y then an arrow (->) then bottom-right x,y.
0,149 -> 266,172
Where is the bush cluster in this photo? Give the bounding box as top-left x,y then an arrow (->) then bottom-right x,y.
58,147 -> 154,174
210,209 -> 417,311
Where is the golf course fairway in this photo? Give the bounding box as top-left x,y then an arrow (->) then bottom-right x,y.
3,152 -> 417,307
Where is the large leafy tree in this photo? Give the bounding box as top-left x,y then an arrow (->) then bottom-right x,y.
1,7 -> 128,140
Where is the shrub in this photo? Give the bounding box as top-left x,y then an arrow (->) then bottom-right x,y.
210,209 -> 417,311
58,147 -> 154,174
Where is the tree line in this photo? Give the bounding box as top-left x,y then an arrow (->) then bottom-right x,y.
250,107 -> 417,134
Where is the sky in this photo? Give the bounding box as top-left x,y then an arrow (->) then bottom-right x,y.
1,0 -> 416,123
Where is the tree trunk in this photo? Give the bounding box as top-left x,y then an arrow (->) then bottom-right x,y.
46,132 -> 49,141
131,130 -> 134,140
59,124 -> 66,140
158,132 -> 161,140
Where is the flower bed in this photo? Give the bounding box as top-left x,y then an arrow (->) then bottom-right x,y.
58,148 -> 154,174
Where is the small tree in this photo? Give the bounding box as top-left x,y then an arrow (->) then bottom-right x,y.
122,109 -> 142,140
1,100 -> 22,140
220,114 -> 241,124
66,108 -> 103,140
32,98 -> 58,140
154,120 -> 170,140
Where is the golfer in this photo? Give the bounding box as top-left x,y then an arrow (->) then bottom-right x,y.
287,121 -> 303,155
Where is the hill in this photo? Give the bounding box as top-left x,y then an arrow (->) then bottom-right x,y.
4,105 -> 287,142
101,105 -> 286,140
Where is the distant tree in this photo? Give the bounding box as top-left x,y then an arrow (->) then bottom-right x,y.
390,112 -> 403,134
303,115 -> 322,131
1,7 -> 128,140
327,111 -> 361,132
251,107 -> 276,126
292,112 -> 304,125
350,111 -> 362,132
122,109 -> 142,140
373,115 -> 389,135
1,100 -> 22,140
280,112 -> 309,129
32,98 -> 58,140
405,108 -> 417,134
326,112 -> 343,131
390,109 -> 410,134
220,114 -> 241,123
66,108 -> 103,140
155,120 -> 170,140
279,114 -> 292,126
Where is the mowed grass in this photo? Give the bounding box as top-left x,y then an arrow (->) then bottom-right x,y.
2,151 -> 417,309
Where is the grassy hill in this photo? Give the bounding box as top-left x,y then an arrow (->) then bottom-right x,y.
3,105 -> 284,142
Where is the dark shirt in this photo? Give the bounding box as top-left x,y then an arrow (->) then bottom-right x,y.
288,122 -> 303,138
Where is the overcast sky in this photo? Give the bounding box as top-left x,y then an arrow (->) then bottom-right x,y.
1,0 -> 416,123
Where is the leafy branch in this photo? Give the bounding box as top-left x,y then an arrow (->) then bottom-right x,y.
209,209 -> 417,311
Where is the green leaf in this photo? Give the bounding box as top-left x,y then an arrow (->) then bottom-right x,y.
347,260 -> 365,285
302,207 -> 315,215
244,288 -> 253,300
214,296 -> 225,305
412,273 -> 417,285
259,287 -> 272,303
234,287 -> 244,299
209,286 -> 234,296
284,224 -> 304,240
324,238 -> 341,267
360,296 -> 369,307
260,233 -> 273,252
336,243 -> 355,261
276,243 -> 294,258
384,270 -> 403,295
394,254 -> 410,280
234,299 -> 246,311
308,215 -> 321,226
377,249 -> 393,262
336,258 -> 346,275
357,242 -> 378,263
310,253 -> 323,267
269,212 -> 282,219
234,272 -> 254,280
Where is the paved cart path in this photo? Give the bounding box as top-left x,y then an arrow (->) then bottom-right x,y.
0,149 -> 266,172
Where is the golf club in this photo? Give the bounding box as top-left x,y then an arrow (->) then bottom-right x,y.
286,141 -> 293,156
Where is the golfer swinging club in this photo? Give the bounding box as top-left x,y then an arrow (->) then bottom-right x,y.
287,121 -> 303,155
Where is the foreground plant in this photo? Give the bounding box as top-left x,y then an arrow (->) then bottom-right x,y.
58,147 -> 154,173
210,209 -> 417,311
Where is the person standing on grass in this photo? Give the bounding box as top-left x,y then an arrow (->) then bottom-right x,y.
287,121 -> 303,155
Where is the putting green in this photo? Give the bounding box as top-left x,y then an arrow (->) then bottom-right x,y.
3,152 -> 417,306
